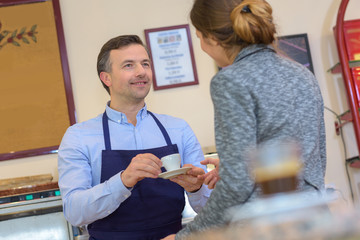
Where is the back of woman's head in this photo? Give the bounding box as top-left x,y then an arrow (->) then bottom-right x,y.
190,0 -> 276,54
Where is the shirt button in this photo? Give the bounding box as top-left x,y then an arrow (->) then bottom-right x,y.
124,194 -> 129,198
107,211 -> 111,214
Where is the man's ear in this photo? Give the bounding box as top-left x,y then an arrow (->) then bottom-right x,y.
100,72 -> 111,87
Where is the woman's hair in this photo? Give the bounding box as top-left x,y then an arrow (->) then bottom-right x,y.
97,35 -> 148,94
190,0 -> 276,60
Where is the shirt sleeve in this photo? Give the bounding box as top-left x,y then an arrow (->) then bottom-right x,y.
186,184 -> 210,213
57,126 -> 132,226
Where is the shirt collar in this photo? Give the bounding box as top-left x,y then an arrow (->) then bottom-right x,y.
105,101 -> 148,124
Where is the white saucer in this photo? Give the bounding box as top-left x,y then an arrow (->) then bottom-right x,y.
158,167 -> 192,179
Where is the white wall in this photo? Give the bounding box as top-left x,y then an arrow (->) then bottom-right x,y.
1,0 -> 360,205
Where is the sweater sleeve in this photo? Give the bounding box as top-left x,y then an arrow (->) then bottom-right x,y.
176,73 -> 258,239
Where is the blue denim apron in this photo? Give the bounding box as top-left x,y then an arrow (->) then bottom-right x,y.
87,111 -> 185,240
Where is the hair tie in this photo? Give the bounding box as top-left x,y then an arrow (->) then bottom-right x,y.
242,5 -> 251,13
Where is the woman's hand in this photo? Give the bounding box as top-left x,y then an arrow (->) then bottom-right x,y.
198,158 -> 220,189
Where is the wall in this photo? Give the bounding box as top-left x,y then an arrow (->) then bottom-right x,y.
1,0 -> 360,205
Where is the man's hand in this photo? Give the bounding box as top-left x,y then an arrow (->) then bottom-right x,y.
169,164 -> 205,192
161,234 -> 175,240
121,153 -> 162,188
198,158 -> 220,189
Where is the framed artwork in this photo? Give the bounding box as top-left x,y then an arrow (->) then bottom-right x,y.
0,0 -> 75,161
144,24 -> 199,90
277,33 -> 315,74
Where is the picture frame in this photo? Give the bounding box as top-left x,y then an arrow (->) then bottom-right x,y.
277,33 -> 315,74
144,24 -> 199,90
0,0 -> 75,161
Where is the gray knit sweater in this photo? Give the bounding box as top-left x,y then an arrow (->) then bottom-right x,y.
176,44 -> 326,239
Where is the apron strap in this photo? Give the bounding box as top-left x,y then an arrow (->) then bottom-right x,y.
102,112 -> 111,150
102,110 -> 173,150
148,111 -> 173,146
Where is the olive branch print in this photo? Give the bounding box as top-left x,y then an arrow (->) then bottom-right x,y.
0,21 -> 38,50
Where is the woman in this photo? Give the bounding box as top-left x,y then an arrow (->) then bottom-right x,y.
164,0 -> 326,239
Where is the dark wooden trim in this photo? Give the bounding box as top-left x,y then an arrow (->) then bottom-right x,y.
0,146 -> 58,161
52,0 -> 76,125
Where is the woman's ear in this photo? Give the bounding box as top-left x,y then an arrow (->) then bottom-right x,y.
100,72 -> 111,87
207,35 -> 220,46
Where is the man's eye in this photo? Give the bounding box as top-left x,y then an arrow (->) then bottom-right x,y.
143,62 -> 150,67
124,64 -> 133,68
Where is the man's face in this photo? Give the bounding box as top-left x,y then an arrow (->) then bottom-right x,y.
103,44 -> 152,105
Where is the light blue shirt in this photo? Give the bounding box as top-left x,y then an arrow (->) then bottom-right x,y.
58,103 -> 211,226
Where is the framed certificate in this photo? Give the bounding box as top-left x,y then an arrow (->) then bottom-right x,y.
144,24 -> 199,90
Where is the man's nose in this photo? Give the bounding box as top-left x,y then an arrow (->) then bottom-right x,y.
135,64 -> 146,77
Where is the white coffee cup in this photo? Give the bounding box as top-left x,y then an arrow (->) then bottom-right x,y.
161,153 -> 181,172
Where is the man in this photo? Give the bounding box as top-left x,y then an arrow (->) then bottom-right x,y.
58,35 -> 211,240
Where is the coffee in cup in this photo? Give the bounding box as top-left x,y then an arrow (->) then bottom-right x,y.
254,158 -> 301,195
251,141 -> 302,196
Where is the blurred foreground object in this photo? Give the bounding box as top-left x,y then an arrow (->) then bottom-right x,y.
251,141 -> 302,195
186,191 -> 360,240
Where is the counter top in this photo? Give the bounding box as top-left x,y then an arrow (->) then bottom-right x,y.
0,181 -> 59,197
